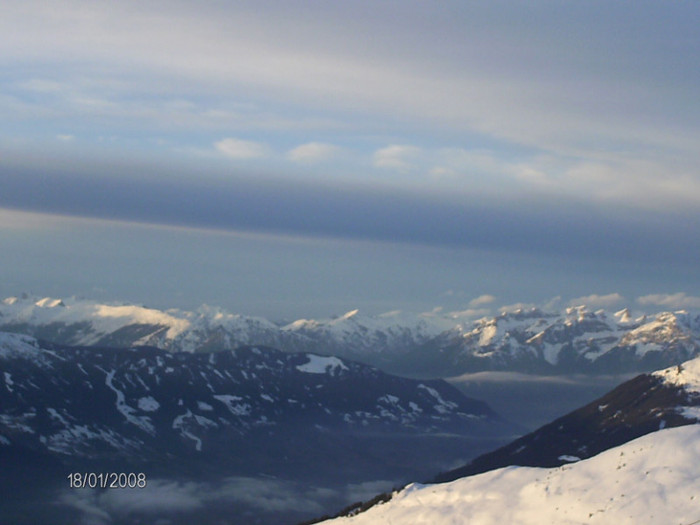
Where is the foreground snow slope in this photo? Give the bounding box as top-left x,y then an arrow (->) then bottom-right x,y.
324,424 -> 700,525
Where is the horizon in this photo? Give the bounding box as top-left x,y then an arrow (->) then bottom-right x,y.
2,288 -> 698,326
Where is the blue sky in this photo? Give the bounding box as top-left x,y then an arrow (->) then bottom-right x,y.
1,1 -> 699,319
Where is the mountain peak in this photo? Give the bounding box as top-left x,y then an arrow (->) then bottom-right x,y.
35,297 -> 66,308
339,309 -> 360,320
614,307 -> 631,323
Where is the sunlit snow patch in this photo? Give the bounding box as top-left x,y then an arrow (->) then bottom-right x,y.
653,356 -> 700,394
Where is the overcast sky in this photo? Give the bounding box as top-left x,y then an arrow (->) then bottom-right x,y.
1,1 -> 699,319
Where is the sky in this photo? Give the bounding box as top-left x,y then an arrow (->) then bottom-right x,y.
1,1 -> 699,320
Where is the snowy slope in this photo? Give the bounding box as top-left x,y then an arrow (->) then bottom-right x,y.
0,296 -> 467,364
433,355 -> 700,484
654,353 -> 700,393
1,295 -> 190,342
653,357 -> 700,420
322,424 -> 700,525
0,332 -> 517,525
316,355 -> 700,524
0,295 -> 282,352
280,308 -> 458,361
431,306 -> 700,374
0,333 -> 513,466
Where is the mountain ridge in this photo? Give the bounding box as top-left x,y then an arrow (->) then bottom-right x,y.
318,424 -> 700,525
0,331 -> 518,524
2,295 -> 700,375
313,355 -> 700,524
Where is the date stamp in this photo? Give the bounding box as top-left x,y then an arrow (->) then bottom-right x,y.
67,472 -> 147,489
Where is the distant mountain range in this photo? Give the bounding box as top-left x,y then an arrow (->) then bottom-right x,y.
2,295 -> 700,375
316,355 -> 700,524
5,293 -> 700,524
0,332 -> 516,525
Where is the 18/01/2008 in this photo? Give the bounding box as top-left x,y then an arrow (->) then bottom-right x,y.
68,472 -> 147,489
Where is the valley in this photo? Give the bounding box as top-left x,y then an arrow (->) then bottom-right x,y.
2,295 -> 700,524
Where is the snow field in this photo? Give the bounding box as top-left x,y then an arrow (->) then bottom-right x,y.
325,425 -> 700,525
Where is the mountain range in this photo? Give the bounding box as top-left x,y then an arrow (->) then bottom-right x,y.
0,332 -> 516,525
2,295 -> 700,376
4,293 -> 700,523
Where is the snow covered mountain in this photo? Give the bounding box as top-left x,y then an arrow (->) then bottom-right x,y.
0,295 -> 453,361
434,356 -> 700,482
280,308 -> 456,362
0,332 -> 515,525
317,356 -> 700,524
2,295 -> 700,375
0,332 -> 512,468
420,306 -> 700,375
0,295 -> 283,352
320,424 -> 700,525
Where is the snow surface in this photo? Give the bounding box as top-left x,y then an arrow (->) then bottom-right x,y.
35,297 -> 65,308
296,354 -> 349,374
172,410 -> 202,451
213,395 -> 251,416
417,384 -> 457,414
680,407 -> 700,421
137,396 -> 160,412
282,308 -> 457,354
0,296 -> 192,344
324,425 -> 700,525
478,324 -> 498,346
0,332 -> 41,359
615,308 -> 632,324
102,369 -> 155,434
653,355 -> 700,394
93,304 -> 190,340
197,401 -> 213,411
3,372 -> 13,392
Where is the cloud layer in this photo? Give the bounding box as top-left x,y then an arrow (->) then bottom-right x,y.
637,293 -> 700,310
2,162 -> 699,269
1,1 -> 699,208
215,138 -> 268,159
287,142 -> 339,163
56,476 -> 394,525
1,1 -> 699,317
569,294 -> 625,309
